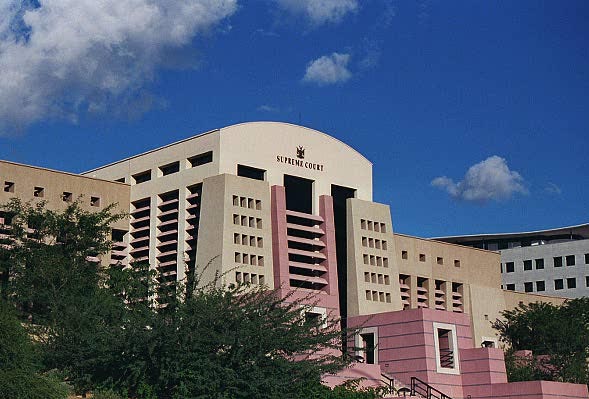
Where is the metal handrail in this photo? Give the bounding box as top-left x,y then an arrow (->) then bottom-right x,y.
411,376 -> 453,399
439,349 -> 454,368
380,373 -> 395,395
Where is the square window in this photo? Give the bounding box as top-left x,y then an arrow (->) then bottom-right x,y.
554,256 -> 563,267
33,186 -> 44,197
401,250 -> 408,260
524,282 -> 533,292
536,281 -> 545,292
3,181 -> 14,193
567,277 -> 576,289
535,258 -> 544,269
62,191 -> 73,202
505,262 -> 514,273
566,255 -> 575,266
523,260 -> 532,271
554,279 -> 564,290
419,254 -> 426,262
188,151 -> 213,167
90,196 -> 100,207
506,284 -> 515,291
437,257 -> 444,265
454,259 -> 461,268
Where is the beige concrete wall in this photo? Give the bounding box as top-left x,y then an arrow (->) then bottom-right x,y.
346,198 -> 402,317
503,290 -> 567,309
196,174 -> 274,288
1,160 -> 129,231
218,122 -> 373,212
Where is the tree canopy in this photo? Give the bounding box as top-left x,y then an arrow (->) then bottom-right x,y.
0,199 -> 382,398
492,299 -> 589,386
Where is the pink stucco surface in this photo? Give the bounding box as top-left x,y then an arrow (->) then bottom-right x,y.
348,308 -> 588,399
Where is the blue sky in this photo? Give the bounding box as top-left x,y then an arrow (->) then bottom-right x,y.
1,0 -> 587,237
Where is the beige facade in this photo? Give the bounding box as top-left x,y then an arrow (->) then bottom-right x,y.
0,160 -> 130,266
1,122 -> 572,347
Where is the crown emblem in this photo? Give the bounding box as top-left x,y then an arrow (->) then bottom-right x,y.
296,146 -> 305,159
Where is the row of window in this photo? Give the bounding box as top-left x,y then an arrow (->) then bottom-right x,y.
233,233 -> 263,248
235,272 -> 265,285
362,254 -> 390,268
127,151 -> 213,184
361,237 -> 388,250
504,276 -> 589,292
233,214 -> 263,229
234,252 -> 265,266
503,254 -> 589,273
3,181 -> 102,207
365,290 -> 392,303
400,250 -> 461,267
364,272 -> 391,285
360,219 -> 387,233
232,195 -> 262,211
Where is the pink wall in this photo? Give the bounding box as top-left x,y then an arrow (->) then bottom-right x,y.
348,309 -> 588,399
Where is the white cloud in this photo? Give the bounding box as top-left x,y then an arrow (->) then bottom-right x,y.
0,0 -> 237,135
257,104 -> 280,112
431,156 -> 528,203
303,52 -> 352,86
545,182 -> 562,195
275,0 -> 358,25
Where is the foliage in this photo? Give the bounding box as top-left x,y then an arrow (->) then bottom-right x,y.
492,299 -> 589,386
0,300 -> 68,399
0,199 -> 377,398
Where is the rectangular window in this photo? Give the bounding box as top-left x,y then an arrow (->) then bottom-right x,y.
33,186 -> 44,197
536,281 -> 545,292
133,170 -> 151,184
401,250 -> 408,260
506,284 -> 515,291
188,151 -> 213,167
433,323 -> 459,374
567,277 -> 576,289
419,253 -> 426,262
524,282 -> 533,292
585,254 -> 589,264
505,262 -> 515,273
535,258 -> 544,269
159,161 -> 180,176
90,196 -> 100,207
237,164 -> 265,181
554,256 -> 563,267
586,276 -> 589,287
62,192 -> 73,202
555,279 -> 564,290
3,181 -> 14,193
523,260 -> 532,271
566,255 -> 575,266
437,257 -> 444,265
454,259 -> 461,268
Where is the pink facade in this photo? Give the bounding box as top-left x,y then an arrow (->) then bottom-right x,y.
270,185 -> 340,314
348,309 -> 588,399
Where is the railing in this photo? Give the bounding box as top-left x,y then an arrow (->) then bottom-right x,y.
380,373 -> 395,396
411,376 -> 452,399
439,349 -> 454,368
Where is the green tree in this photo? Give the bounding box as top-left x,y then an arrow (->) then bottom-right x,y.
492,299 -> 589,386
1,199 -> 379,398
0,299 -> 68,399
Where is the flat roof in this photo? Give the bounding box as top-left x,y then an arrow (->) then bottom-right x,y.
433,223 -> 589,243
0,160 -> 129,187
